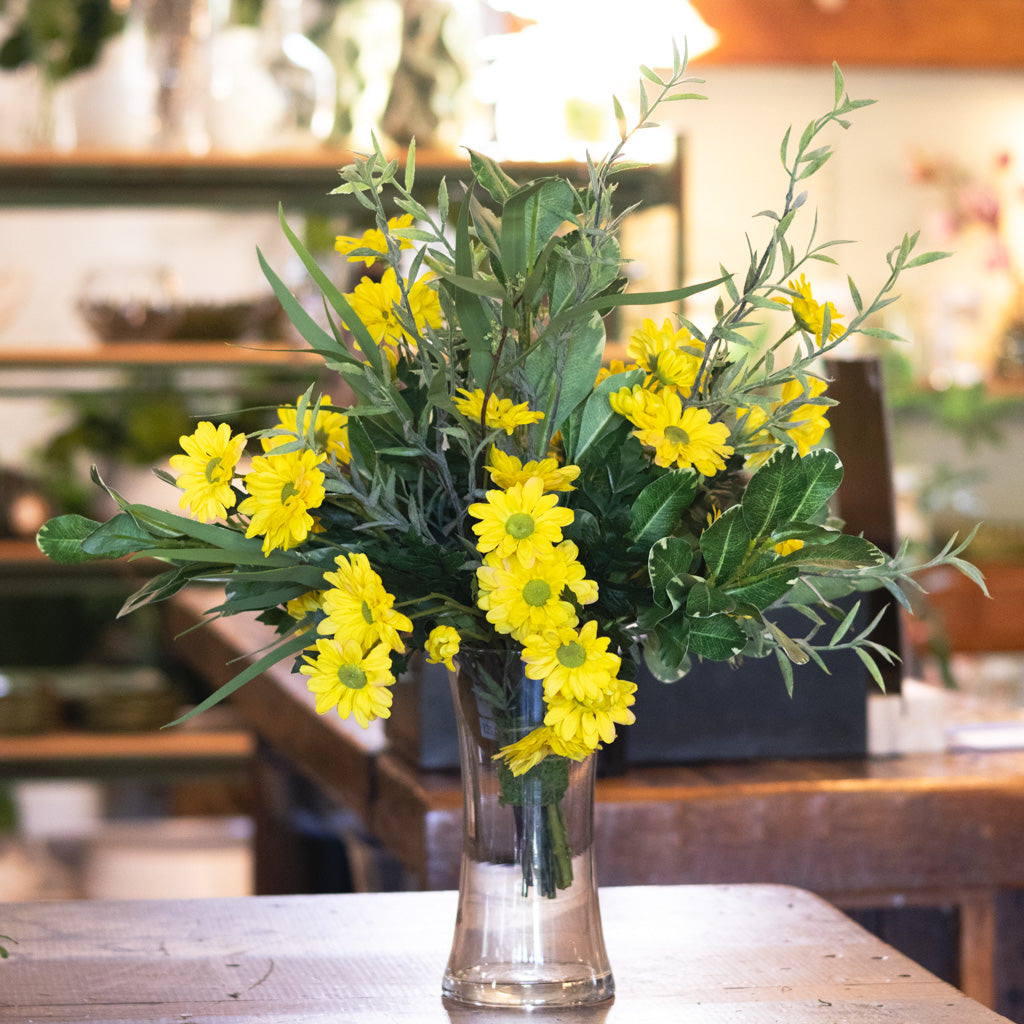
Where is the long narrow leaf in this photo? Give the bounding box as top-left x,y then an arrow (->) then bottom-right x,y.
164,628 -> 312,727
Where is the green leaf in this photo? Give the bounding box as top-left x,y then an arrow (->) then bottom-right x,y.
628,470 -> 699,549
787,448 -> 844,522
700,505 -> 752,582
404,137 -> 416,191
794,534 -> 886,570
257,248 -> 359,368
277,207 -> 384,377
500,177 -> 577,281
687,613 -> 746,661
120,567 -> 198,615
765,619 -> 810,665
644,618 -> 690,681
741,447 -> 806,538
80,512 -> 160,559
568,367 -> 645,464
35,514 -> 103,564
165,627 -> 313,728
524,311 -> 606,438
468,148 -> 519,203
833,61 -> 845,107
648,536 -> 695,603
725,566 -> 800,610
685,582 -> 735,616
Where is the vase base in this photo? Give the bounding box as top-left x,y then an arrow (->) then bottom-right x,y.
442,966 -> 614,1008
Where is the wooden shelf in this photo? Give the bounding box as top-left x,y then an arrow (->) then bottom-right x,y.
0,148 -> 679,212
0,727 -> 254,778
0,341 -> 322,369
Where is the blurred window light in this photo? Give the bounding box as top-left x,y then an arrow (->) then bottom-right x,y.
474,0 -> 718,159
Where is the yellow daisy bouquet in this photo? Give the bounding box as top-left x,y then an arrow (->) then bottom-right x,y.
39,55 -> 981,893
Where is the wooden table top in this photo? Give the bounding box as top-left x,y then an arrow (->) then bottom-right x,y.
0,884 -> 1012,1023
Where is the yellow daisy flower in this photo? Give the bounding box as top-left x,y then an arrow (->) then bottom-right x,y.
300,637 -> 395,728
485,447 -> 580,492
424,625 -> 461,671
263,395 -> 350,465
495,725 -> 593,776
610,385 -> 734,476
627,317 -> 705,393
452,388 -> 545,435
475,546 -> 587,641
774,273 -> 844,346
344,267 -> 442,350
736,404 -> 776,470
168,420 -> 247,523
773,538 -> 806,556
468,477 -> 574,567
319,552 -> 413,653
544,675 -> 637,751
286,589 -> 324,631
594,358 -> 638,385
334,214 -> 413,266
238,448 -> 326,554
521,621 -> 621,703
779,376 -> 831,456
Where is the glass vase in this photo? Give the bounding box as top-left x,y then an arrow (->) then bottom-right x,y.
442,648 -> 614,1008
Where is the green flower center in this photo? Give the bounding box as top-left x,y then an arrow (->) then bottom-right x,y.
360,600 -> 375,625
281,481 -> 299,503
505,511 -> 536,540
521,579 -> 552,607
204,456 -> 224,484
664,425 -> 691,447
556,641 -> 587,669
337,664 -> 367,690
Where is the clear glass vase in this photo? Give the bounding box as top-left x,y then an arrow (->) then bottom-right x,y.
442,648 -> 614,1008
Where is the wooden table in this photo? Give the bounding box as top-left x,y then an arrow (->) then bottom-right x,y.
0,884 -> 1013,1023
165,590 -> 1024,1012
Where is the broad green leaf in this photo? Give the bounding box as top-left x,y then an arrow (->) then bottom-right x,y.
685,582 -> 734,616
687,612 -> 746,661
648,536 -> 695,603
741,447 -> 805,538
644,618 -> 690,681
81,512 -> 160,559
500,177 -> 576,281
628,470 -> 698,549
794,534 -> 886,570
568,366 -> 645,463
770,523 -> 841,545
35,514 -> 103,564
725,566 -> 800,610
524,311 -> 606,438
787,448 -> 844,522
699,505 -> 752,582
